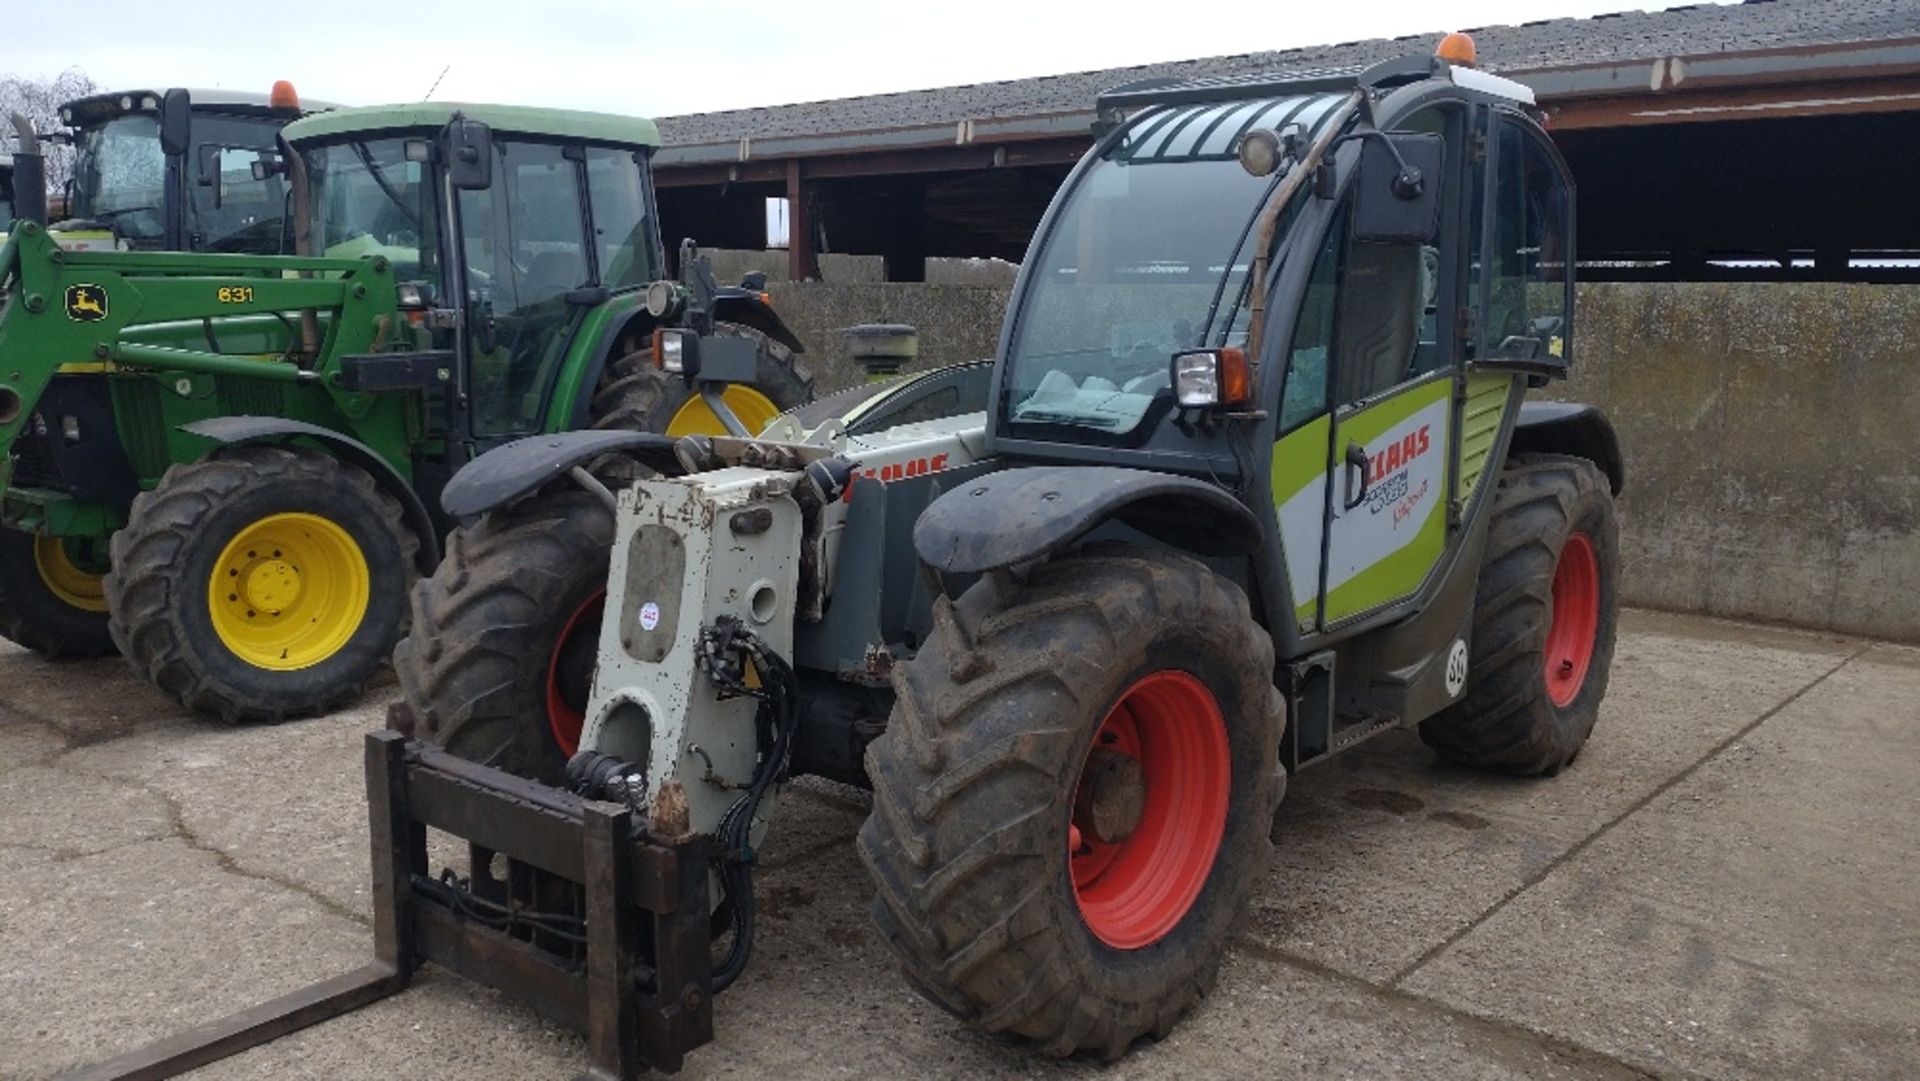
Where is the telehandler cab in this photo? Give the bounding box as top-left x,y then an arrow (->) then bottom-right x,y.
75,39 -> 1624,1080
0,101 -> 809,720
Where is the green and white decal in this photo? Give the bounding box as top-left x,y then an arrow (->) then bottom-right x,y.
1324,375 -> 1451,623
1272,374 -> 1455,628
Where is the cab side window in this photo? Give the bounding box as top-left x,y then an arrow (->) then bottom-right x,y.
1483,116 -> 1573,363
1279,203 -> 1344,433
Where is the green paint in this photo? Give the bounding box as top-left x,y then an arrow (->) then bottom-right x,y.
284,102 -> 660,150
1270,413 -> 1331,506
1456,372 -> 1515,514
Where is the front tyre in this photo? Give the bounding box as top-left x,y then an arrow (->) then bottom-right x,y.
859,549 -> 1283,1059
0,528 -> 117,659
1419,453 -> 1620,775
104,446 -> 416,722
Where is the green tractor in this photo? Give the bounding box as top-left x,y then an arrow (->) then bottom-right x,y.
0,102 -> 810,720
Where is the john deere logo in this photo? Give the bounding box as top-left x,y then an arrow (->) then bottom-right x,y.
65,284 -> 109,322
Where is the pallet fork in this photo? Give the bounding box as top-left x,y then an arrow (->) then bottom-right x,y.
65,731 -> 714,1081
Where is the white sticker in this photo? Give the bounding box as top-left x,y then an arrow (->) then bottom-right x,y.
1444,639 -> 1470,698
638,601 -> 661,631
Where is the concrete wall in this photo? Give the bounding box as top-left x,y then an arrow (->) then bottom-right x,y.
760,279 -> 1920,642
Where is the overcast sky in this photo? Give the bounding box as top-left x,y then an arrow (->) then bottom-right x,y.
4,1 -> 1719,118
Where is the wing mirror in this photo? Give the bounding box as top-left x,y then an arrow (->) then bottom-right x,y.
1351,131 -> 1444,243
441,117 -> 492,190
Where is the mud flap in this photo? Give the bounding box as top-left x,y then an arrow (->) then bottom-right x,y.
68,732 -> 712,1080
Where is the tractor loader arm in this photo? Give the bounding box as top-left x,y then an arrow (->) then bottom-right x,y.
912,465 -> 1262,575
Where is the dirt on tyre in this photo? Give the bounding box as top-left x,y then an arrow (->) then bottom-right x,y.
104,445 -> 417,722
390,490 -> 613,783
859,548 -> 1284,1059
591,321 -> 812,438
1420,452 -> 1619,775
0,527 -> 117,659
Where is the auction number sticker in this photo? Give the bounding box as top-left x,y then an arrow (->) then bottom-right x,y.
639,601 -> 661,631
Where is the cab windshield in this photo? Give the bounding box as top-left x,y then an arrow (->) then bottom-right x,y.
188,112 -> 291,254
1000,153 -> 1276,440
302,137 -> 440,285
70,114 -> 167,242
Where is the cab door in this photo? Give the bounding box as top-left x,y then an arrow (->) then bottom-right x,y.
1271,104 -> 1470,630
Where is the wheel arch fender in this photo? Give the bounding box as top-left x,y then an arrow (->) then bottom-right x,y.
711,289 -> 807,356
1510,402 -> 1624,495
913,465 -> 1262,575
181,417 -> 440,574
438,429 -> 683,520
564,305 -> 662,429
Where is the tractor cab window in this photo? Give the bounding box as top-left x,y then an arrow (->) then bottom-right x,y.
1482,115 -> 1573,366
1286,191 -> 1432,422
188,112 -> 291,254
585,148 -> 656,290
460,139 -> 593,437
1000,152 -> 1277,443
70,113 -> 168,243
303,136 -> 442,285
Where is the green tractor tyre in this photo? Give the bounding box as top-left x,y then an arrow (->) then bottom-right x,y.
103,445 -> 418,723
0,528 -> 118,659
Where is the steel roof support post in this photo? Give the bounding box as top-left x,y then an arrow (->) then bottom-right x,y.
786,160 -> 820,281
884,179 -> 927,283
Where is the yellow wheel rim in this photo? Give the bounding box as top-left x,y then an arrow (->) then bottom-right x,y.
33,535 -> 109,613
665,385 -> 782,438
207,512 -> 369,671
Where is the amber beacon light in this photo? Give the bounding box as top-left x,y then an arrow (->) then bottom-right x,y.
1436,32 -> 1477,66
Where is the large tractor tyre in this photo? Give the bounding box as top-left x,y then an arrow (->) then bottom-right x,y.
859,549 -> 1285,1059
592,321 -> 812,438
1419,453 -> 1619,776
390,491 -> 613,784
0,528 -> 117,659
104,445 -> 417,723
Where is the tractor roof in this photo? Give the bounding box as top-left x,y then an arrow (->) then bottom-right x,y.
283,102 -> 662,149
61,89 -> 342,124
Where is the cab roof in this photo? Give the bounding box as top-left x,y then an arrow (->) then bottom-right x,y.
61,89 -> 342,124
282,102 -> 662,149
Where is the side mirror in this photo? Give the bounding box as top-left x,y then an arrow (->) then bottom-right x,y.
1352,131 -> 1444,243
442,117 -> 492,191
159,89 -> 191,158
250,153 -> 285,181
739,271 -> 768,291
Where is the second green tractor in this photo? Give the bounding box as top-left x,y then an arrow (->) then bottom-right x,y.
0,102 -> 810,719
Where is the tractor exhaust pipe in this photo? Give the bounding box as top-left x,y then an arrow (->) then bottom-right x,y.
7,114 -> 48,226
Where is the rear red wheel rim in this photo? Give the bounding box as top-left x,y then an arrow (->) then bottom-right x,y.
1069,670 -> 1231,950
546,590 -> 605,757
1545,532 -> 1600,707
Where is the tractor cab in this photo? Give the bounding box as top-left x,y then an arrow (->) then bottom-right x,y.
284,104 -> 667,447
56,84 -> 328,254
989,52 -> 1581,674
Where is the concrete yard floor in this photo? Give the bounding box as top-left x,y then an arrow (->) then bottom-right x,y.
2,610 -> 1915,1079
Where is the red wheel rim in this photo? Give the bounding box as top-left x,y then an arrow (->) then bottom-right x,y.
1070,670 -> 1231,950
546,590 -> 605,757
1545,532 -> 1600,708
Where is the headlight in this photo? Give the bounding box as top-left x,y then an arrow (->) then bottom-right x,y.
1171,348 -> 1251,409
653,328 -> 695,374
645,279 -> 684,320
395,282 -> 429,309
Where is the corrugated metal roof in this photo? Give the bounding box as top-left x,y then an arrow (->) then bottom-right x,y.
655,0 -> 1920,148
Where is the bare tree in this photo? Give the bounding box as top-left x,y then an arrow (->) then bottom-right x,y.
0,68 -> 98,193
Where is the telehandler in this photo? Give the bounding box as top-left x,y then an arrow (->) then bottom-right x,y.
74,38 -> 1623,1080
0,101 -> 809,719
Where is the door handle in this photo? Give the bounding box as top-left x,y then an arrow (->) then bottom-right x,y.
1343,442 -> 1371,511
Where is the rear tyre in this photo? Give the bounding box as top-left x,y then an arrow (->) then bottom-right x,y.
390,491 -> 612,783
859,549 -> 1284,1059
591,321 -> 812,438
0,528 -> 117,659
1419,453 -> 1619,775
104,446 -> 417,722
